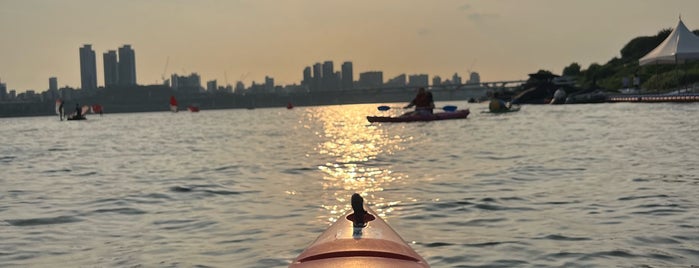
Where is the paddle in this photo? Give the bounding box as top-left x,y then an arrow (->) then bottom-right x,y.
377,105 -> 402,111
378,105 -> 457,112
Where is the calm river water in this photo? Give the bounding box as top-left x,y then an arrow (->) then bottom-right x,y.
0,102 -> 697,267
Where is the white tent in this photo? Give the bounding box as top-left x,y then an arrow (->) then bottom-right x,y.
639,19 -> 699,66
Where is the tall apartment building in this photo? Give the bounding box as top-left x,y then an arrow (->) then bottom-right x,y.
118,45 -> 136,86
341,61 -> 353,90
103,50 -> 119,87
79,44 -> 97,89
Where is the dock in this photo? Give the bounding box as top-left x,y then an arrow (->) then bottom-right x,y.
607,93 -> 699,103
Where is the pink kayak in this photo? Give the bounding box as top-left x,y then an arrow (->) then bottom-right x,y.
367,109 -> 470,123
289,194 -> 430,268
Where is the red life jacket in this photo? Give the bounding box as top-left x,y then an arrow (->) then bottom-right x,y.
413,92 -> 433,108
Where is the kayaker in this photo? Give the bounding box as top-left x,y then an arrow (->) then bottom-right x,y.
403,87 -> 435,116
489,92 -> 510,112
75,103 -> 81,118
58,100 -> 64,120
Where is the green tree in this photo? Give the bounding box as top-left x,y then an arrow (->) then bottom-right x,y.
562,63 -> 581,76
620,28 -> 671,61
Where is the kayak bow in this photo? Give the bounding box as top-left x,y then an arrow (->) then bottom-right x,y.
290,194 -> 429,268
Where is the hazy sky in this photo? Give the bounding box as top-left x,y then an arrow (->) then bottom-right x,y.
2,0 -> 699,92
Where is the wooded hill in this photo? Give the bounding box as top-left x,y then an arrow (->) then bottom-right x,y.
555,27 -> 699,92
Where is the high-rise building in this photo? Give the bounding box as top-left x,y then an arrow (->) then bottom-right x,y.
322,61 -> 334,79
358,71 -> 383,88
322,61 -> 337,90
118,45 -> 136,86
265,76 -> 275,93
79,44 -> 97,89
312,63 -> 322,91
408,74 -> 429,88
467,72 -> 481,84
302,67 -> 312,88
171,73 -> 201,92
235,81 -> 245,94
0,82 -> 7,101
207,80 -> 217,93
452,73 -> 462,85
341,61 -> 353,90
432,76 -> 442,86
103,50 -> 118,87
386,74 -> 406,87
49,77 -> 58,91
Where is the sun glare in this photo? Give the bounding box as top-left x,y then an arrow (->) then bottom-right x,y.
305,105 -> 409,222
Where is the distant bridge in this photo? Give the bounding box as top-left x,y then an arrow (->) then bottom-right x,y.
322,79 -> 528,95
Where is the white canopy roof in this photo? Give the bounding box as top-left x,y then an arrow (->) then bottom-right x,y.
639,19 -> 699,65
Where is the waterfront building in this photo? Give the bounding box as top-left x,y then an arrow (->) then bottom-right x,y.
322,61 -> 338,91
207,80 -> 217,93
312,63 -> 322,92
452,73 -> 462,85
118,45 -> 136,86
341,61 -> 353,90
358,71 -> 383,89
171,73 -> 201,93
467,72 -> 481,84
235,81 -> 245,94
408,74 -> 429,88
302,67 -> 312,88
79,44 -> 97,90
103,50 -> 118,87
432,76 -> 442,86
265,76 -> 274,93
49,77 -> 58,91
0,82 -> 6,101
386,74 -> 406,87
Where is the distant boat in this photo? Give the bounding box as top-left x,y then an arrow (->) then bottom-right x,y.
187,105 -> 200,112
91,104 -> 103,115
170,96 -> 178,112
67,105 -> 90,121
67,115 -> 86,121
287,102 -> 294,109
549,88 -> 567,104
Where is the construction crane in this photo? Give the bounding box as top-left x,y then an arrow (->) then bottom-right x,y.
161,56 -> 170,85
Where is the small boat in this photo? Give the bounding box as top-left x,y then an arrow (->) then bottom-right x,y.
170,96 -> 178,113
67,105 -> 90,121
91,104 -> 103,115
67,115 -> 86,121
367,109 -> 469,123
187,106 -> 200,112
289,194 -> 429,268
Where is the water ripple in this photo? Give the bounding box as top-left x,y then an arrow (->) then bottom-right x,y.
0,156 -> 16,163
534,234 -> 591,241
6,215 -> 82,226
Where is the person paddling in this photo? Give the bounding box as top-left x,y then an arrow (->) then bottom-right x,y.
403,87 -> 435,116
489,92 -> 510,112
58,100 -> 65,120
75,103 -> 81,118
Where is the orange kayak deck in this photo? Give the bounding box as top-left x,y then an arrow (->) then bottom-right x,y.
290,208 -> 429,268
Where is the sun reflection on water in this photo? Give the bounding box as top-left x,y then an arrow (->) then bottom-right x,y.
304,105 -> 411,223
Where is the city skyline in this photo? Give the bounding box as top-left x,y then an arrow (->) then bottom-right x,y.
2,0 -> 699,92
